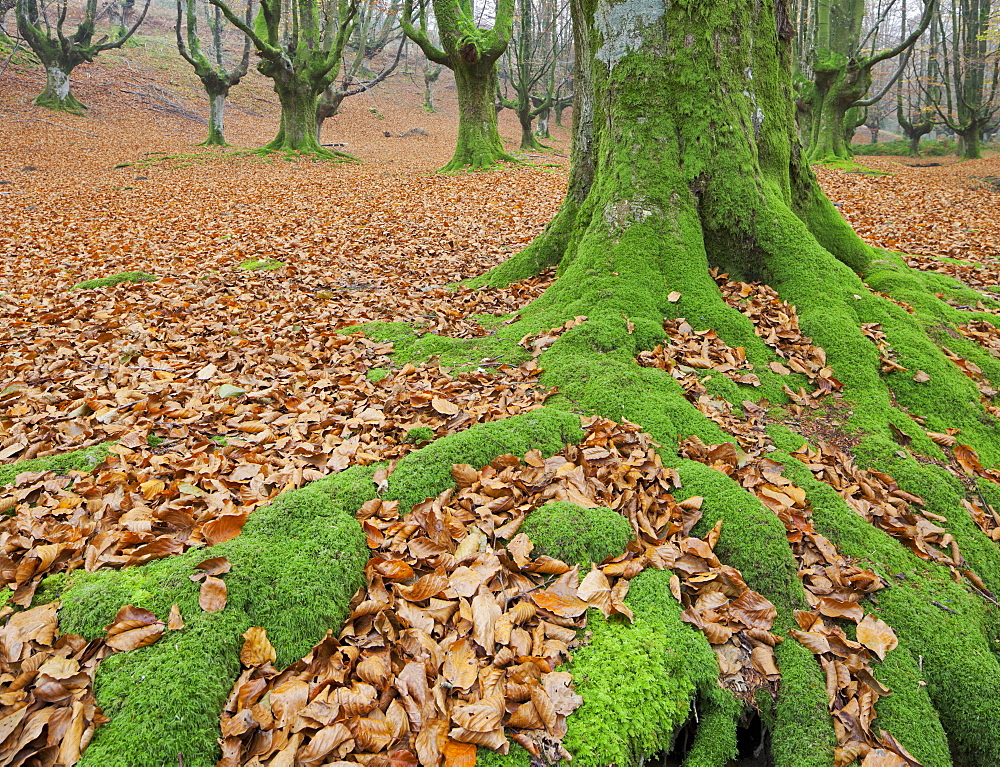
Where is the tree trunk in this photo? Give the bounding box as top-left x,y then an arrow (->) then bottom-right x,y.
517,106 -> 539,150
908,133 -> 923,156
202,87 -> 229,146
267,73 -> 326,154
869,125 -> 878,144
802,60 -> 870,160
536,108 -> 551,138
35,64 -> 86,113
316,89 -> 347,141
479,0 -> 1000,763
423,73 -> 437,112
446,60 -> 515,171
959,129 -> 982,160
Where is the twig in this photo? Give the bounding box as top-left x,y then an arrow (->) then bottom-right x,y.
930,600 -> 959,615
0,39 -> 23,78
8,117 -> 98,137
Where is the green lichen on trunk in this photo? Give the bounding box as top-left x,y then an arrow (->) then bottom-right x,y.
448,59 -> 516,170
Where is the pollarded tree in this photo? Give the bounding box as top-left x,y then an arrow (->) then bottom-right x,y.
207,0 -> 357,155
795,0 -> 937,159
175,0 -> 252,146
897,29 -> 939,155
15,0 -> 150,113
400,0 -> 516,169
498,0 -> 564,150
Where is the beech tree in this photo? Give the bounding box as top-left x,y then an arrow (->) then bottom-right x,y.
31,2 -> 1000,766
400,0 -> 515,169
794,0 -> 936,159
15,0 -> 149,113
471,0 -> 1000,760
316,1 -> 405,139
896,27 -> 939,155
206,0 -> 356,155
175,0 -> 252,146
498,0 -> 567,149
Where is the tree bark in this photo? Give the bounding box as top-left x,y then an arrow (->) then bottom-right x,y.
204,88 -> 228,146
448,59 -> 514,170
479,1 -> 1000,761
267,72 -> 327,154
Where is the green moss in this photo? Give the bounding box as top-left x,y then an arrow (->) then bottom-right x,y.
367,367 -> 390,382
146,435 -> 166,448
60,467 -> 374,767
403,426 -> 435,444
776,450 -> 1000,765
385,407 -> 583,513
71,271 -> 159,290
476,744 -> 531,767
0,443 -> 111,488
520,501 -> 633,567
563,569 -> 737,767
675,461 -> 836,767
237,258 -> 284,271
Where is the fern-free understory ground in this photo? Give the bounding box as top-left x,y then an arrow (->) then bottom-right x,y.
3,52 -> 1000,767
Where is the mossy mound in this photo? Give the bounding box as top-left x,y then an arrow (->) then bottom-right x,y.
0,443 -> 111,488
71,271 -> 159,290
237,257 -> 284,271
404,426 -> 435,444
56,468 -> 373,767
520,501 -> 634,567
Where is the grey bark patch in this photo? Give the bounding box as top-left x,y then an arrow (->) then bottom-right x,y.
594,0 -> 667,69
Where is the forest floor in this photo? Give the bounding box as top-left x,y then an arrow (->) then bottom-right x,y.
2,23 -> 1000,767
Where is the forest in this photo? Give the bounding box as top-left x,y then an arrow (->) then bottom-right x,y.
2,0 -> 1000,766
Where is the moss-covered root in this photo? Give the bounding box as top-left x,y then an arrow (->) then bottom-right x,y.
681,692 -> 742,767
383,407 -> 584,512
0,443 -> 111,488
71,271 -> 159,290
520,501 -> 633,566
677,460 -> 837,767
52,408 -> 583,766
774,450 -> 997,767
563,569 -> 738,767
59,468 -> 375,767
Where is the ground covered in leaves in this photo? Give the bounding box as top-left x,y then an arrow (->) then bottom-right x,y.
2,40 -> 1000,767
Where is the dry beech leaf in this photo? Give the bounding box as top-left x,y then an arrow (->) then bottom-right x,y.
431,397 -> 461,416
856,615 -> 898,661
168,603 -> 185,630
241,627 -> 276,666
200,576 -> 228,612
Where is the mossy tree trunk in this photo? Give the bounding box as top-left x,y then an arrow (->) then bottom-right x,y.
401,0 -> 516,170
422,61 -> 442,111
15,0 -> 149,113
207,0 -> 355,156
175,0 -> 250,147
478,0 -> 1000,762
797,0 -> 935,161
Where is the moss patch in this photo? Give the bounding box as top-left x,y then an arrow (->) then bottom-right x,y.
238,258 -> 284,271
58,467 -> 374,767
520,501 -> 633,567
563,569 -> 738,767
0,443 -> 111,488
71,271 -> 159,290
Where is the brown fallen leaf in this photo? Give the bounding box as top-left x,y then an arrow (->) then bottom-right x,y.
241,627 -> 276,666
856,615 -> 898,661
200,576 -> 228,612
